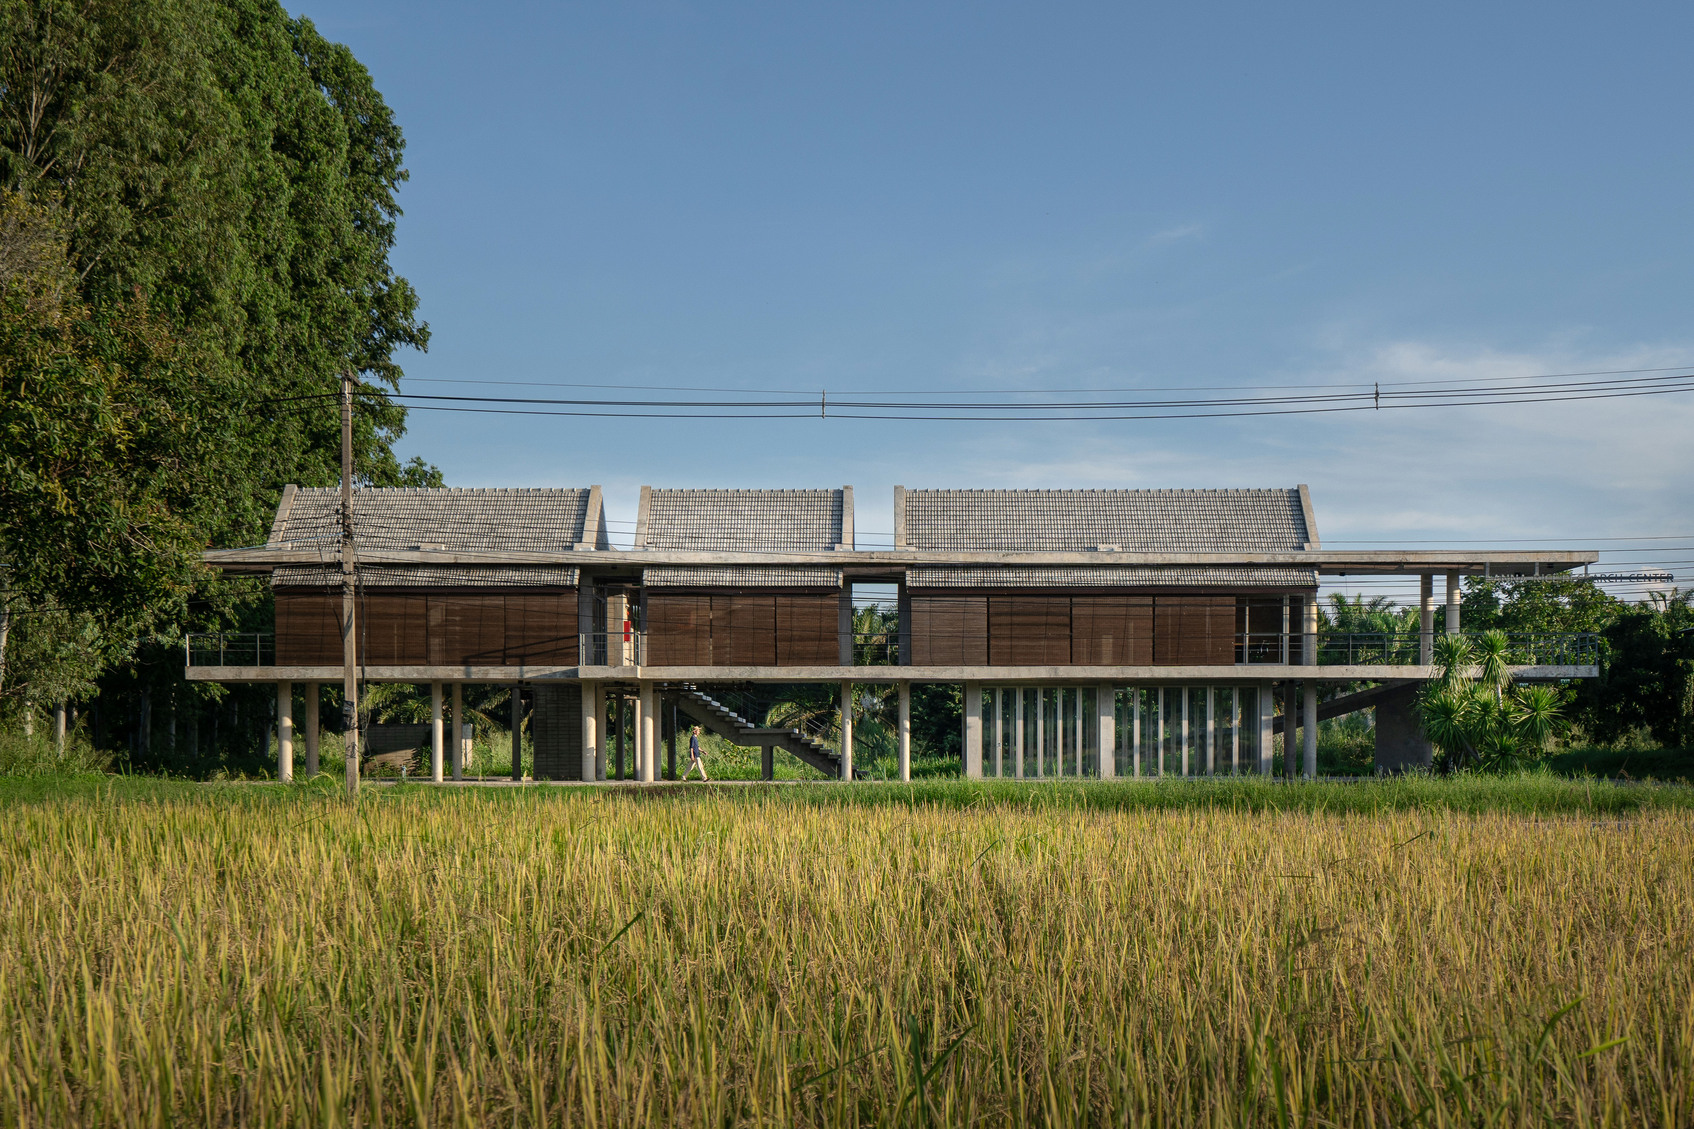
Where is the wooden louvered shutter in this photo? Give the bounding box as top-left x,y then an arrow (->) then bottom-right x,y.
776,594 -> 839,665
1070,596 -> 1153,665
909,595 -> 988,666
505,593 -> 577,665
1153,596 -> 1236,665
276,592 -> 341,665
989,596 -> 1071,665
712,594 -> 777,666
646,594 -> 712,666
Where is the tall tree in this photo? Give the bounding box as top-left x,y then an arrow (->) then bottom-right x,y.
0,0 -> 433,723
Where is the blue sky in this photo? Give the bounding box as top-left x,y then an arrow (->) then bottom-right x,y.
305,1 -> 1694,597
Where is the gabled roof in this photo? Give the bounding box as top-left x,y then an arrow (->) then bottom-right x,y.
894,486 -> 1318,553
634,487 -> 853,552
267,485 -> 611,553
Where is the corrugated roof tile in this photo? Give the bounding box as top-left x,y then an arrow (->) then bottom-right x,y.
899,488 -> 1312,552
274,488 -> 601,552
639,488 -> 847,551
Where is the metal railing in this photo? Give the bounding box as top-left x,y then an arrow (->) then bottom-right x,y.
578,630 -> 646,667
1314,631 -> 1599,667
852,632 -> 900,666
186,633 -> 275,667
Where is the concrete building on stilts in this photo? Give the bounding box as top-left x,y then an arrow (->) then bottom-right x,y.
189,484 -> 1602,782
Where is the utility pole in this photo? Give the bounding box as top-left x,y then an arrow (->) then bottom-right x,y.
340,370 -> 360,797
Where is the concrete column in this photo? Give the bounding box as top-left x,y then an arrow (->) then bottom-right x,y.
1302,593 -> 1320,666
430,682 -> 445,783
1419,575 -> 1436,665
276,682 -> 293,783
304,683 -> 320,777
639,682 -> 656,783
962,682 -> 983,780
451,682 -> 465,781
1284,682 -> 1299,779
898,681 -> 912,782
840,680 -> 855,781
53,701 -> 66,754
1097,685 -> 1116,780
1445,571 -> 1461,634
761,745 -> 774,781
576,682 -> 596,782
1303,680 -> 1318,780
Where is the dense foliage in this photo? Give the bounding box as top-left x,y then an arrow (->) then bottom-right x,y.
0,0 -> 433,745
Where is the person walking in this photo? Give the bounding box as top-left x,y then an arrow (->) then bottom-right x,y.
679,725 -> 710,781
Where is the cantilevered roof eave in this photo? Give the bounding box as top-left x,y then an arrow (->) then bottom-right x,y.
202,545 -> 1601,575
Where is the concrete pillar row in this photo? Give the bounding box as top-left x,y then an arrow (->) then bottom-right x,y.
276,681 -> 293,784
430,682 -> 445,783
1445,571 -> 1462,634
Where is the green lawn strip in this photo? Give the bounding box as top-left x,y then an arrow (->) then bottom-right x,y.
2,769 -> 1691,815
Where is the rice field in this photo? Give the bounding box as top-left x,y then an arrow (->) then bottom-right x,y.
0,777 -> 1690,1127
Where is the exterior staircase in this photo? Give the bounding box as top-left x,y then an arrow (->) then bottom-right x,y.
673,687 -> 842,778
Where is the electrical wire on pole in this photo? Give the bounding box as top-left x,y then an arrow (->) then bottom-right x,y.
340,370 -> 360,798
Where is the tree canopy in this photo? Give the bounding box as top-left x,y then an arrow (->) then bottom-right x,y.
0,0 -> 433,713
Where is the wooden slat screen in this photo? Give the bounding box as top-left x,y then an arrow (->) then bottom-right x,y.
1152,596 -> 1236,665
274,590 -> 577,667
909,595 -> 988,666
361,595 -> 428,664
646,594 -> 713,666
1071,596 -> 1154,664
506,595 -> 578,664
775,594 -> 839,666
989,596 -> 1072,665
275,593 -> 341,665
712,594 -> 777,666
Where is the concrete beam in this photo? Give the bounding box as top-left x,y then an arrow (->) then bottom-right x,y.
187,662 -> 1601,684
